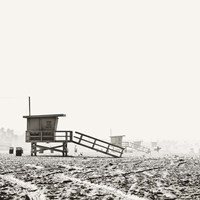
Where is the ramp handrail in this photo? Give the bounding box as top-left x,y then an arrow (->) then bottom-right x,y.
123,141 -> 151,154
73,131 -> 124,158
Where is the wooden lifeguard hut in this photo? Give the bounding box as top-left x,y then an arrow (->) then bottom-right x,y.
23,114 -> 72,156
110,135 -> 125,147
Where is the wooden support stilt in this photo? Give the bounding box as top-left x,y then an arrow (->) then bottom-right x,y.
31,142 -> 37,156
63,141 -> 68,157
31,142 -> 33,156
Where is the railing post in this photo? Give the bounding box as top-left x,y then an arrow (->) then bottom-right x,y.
92,139 -> 96,149
79,134 -> 83,144
65,131 -> 67,141
70,131 -> 73,142
106,144 -> 110,153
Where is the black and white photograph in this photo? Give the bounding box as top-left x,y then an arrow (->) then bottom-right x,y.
0,1 -> 200,199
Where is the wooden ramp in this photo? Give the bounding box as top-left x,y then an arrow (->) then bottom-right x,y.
72,131 -> 124,158
123,142 -> 151,154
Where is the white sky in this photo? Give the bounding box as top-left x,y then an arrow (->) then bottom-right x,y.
0,1 -> 200,141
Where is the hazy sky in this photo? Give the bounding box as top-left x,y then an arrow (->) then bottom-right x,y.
0,1 -> 200,141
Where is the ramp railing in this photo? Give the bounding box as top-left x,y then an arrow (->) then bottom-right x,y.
72,131 -> 124,158
122,141 -> 151,154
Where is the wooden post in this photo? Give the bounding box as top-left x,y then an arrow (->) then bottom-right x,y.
29,96 -> 31,116
63,141 -> 68,157
31,142 -> 33,156
31,142 -> 37,156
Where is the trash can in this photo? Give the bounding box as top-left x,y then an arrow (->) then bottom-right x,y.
9,147 -> 14,154
16,147 -> 23,156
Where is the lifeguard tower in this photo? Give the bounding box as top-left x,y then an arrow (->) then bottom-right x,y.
23,114 -> 72,156
122,140 -> 151,154
23,114 -> 124,157
110,135 -> 125,147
